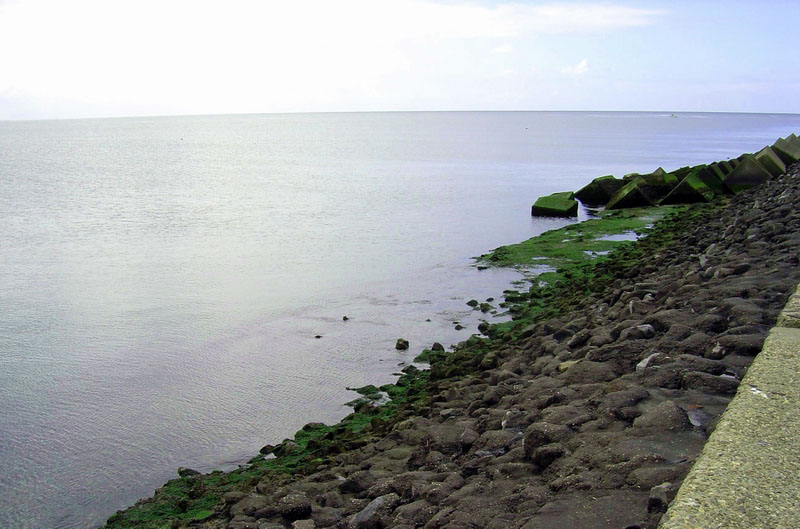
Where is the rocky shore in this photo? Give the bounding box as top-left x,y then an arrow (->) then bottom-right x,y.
104,162 -> 800,529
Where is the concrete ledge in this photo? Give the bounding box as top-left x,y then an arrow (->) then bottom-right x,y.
659,285 -> 800,529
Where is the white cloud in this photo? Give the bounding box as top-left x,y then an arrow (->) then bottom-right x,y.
0,1 -> 662,117
491,44 -> 514,54
561,59 -> 589,75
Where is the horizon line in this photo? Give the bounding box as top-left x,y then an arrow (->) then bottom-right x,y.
4,108 -> 800,124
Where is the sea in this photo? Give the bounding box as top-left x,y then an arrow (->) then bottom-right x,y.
1,111 -> 799,529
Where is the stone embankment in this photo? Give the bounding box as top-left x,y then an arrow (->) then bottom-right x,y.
105,162 -> 800,529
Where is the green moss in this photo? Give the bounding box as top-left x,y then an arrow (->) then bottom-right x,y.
531,191 -> 579,217
478,206 -> 676,271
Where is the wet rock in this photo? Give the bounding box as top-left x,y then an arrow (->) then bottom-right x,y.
348,493 -> 401,529
682,371 -> 739,394
567,329 -> 591,349
339,471 -> 376,495
392,499 -> 437,526
559,360 -> 617,383
633,401 -> 691,431
647,482 -> 675,513
396,338 -> 410,350
619,324 -> 656,341
231,495 -> 271,517
531,443 -> 565,469
224,491 -> 248,505
714,333 -> 765,356
523,423 -> 572,460
177,467 -> 200,478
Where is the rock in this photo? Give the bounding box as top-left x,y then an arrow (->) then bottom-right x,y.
523,423 -> 572,460
619,324 -> 656,341
231,495 -> 271,517
531,443 -> 565,469
714,334 -> 764,356
343,316 -> 350,321
277,493 -> 313,520
292,520 -> 316,529
259,444 -> 275,455
567,329 -> 591,349
633,401 -> 691,431
339,471 -> 376,494
431,342 -> 445,351
647,482 -> 675,513
349,493 -> 401,529
531,191 -> 579,217
636,353 -> 661,372
177,467 -> 200,478
682,371 -> 739,394
559,360 -> 616,383
273,440 -> 299,457
395,338 -> 410,350
223,491 -> 248,505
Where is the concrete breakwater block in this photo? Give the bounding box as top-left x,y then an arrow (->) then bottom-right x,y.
531,191 -> 579,217
574,175 -> 625,205
754,146 -> 786,177
697,165 -> 729,196
723,155 -> 773,193
660,173 -> 716,205
772,135 -> 800,165
605,180 -> 653,209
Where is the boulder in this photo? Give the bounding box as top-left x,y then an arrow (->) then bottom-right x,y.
660,173 -> 715,205
349,493 -> 401,529
531,191 -> 579,217
574,175 -> 625,205
754,146 -> 786,177
395,338 -> 409,350
722,155 -> 772,193
177,467 -> 200,478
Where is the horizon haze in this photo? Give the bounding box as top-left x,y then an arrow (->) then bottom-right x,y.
1,0 -> 799,120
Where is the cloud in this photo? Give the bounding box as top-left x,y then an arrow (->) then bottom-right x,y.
491,44 -> 514,54
561,59 -> 589,75
0,1 -> 662,117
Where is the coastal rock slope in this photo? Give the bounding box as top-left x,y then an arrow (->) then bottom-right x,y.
107,162 -> 800,529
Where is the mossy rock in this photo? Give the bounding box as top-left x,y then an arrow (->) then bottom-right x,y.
531,191 -> 579,217
574,175 -> 625,205
722,155 -> 772,193
772,136 -> 800,165
754,146 -> 786,177
660,174 -> 715,205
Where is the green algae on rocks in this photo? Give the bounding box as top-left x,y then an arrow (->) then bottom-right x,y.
530,191 -> 579,217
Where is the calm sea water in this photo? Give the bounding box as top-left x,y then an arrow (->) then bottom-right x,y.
1,111 -> 799,529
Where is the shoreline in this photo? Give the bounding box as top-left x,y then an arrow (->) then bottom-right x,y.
102,153 -> 799,528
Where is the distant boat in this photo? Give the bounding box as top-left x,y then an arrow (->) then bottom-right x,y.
670,114 -> 678,118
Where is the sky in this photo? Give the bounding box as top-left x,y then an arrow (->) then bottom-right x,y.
0,0 -> 798,120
